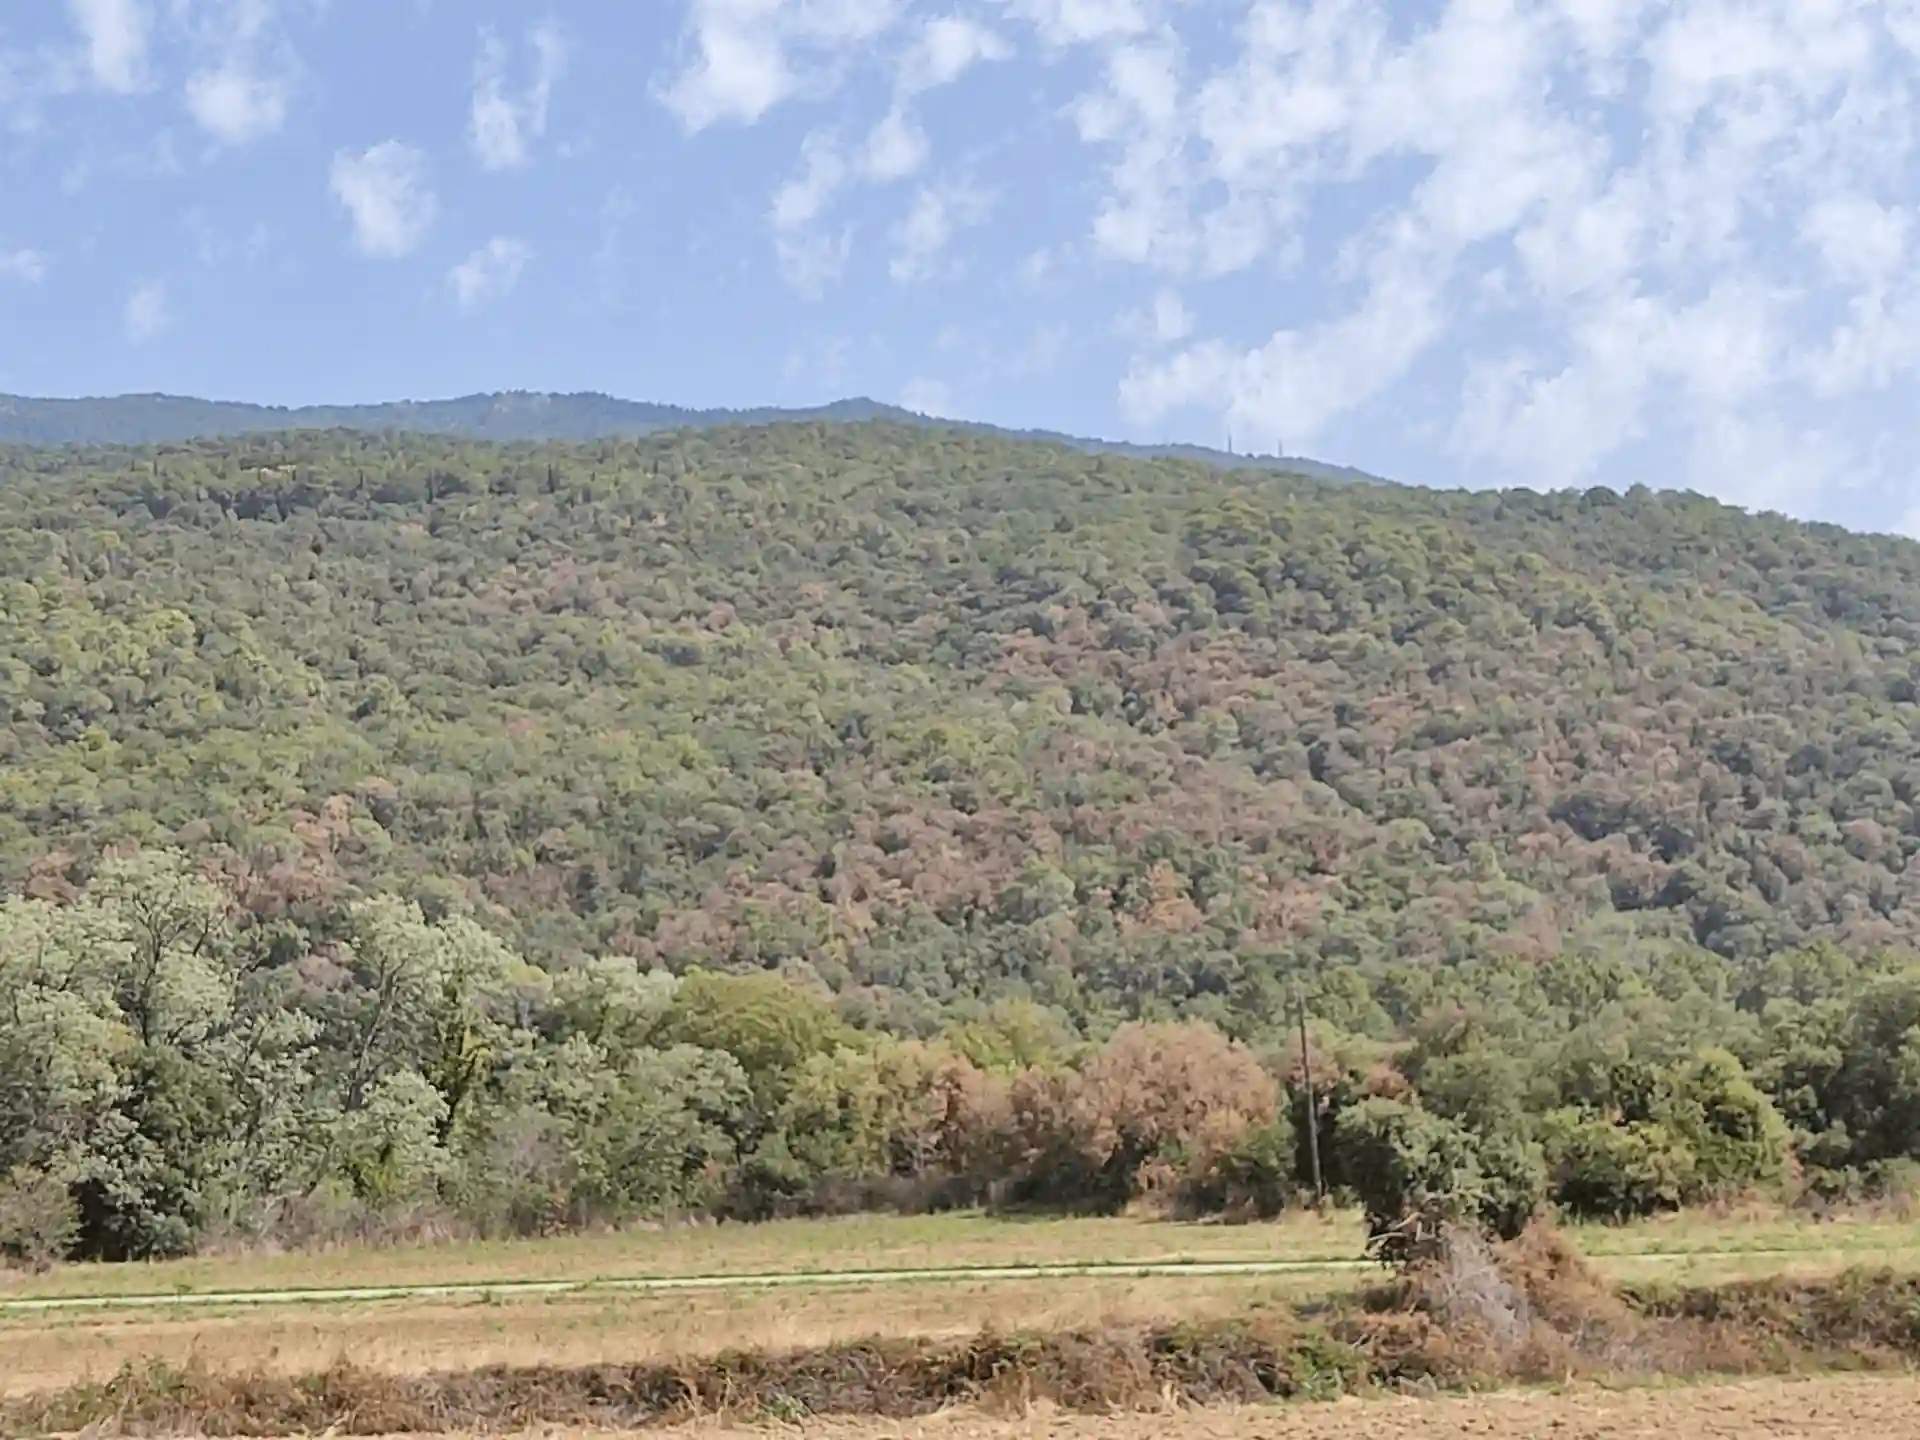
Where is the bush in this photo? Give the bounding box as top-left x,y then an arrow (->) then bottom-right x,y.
1182,1115 -> 1298,1220
0,1166 -> 78,1270
1541,1110 -> 1696,1221
1867,1158 -> 1920,1218
1475,1127 -> 1552,1242
1540,1050 -> 1790,1222
1335,1098 -> 1544,1262
1663,1049 -> 1792,1200
1006,1022 -> 1281,1214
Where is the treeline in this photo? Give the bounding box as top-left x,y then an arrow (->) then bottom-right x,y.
4,852 -> 1917,1267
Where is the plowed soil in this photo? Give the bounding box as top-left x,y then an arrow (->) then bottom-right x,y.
632,1376 -> 1920,1439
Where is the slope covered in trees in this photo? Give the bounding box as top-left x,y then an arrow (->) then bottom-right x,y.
3,422 -> 1920,1258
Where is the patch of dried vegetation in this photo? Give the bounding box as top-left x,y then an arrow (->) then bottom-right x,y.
10,1225 -> 1920,1437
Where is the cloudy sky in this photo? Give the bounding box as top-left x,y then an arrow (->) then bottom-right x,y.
3,1 -> 1920,532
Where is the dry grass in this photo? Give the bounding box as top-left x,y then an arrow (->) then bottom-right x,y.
0,1276 -> 1340,1399
10,1242 -> 1920,1436
0,1213 -> 1364,1301
10,1207 -> 1919,1305
8,1213 -> 1920,1401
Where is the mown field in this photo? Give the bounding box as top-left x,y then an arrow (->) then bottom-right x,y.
9,1207 -> 1920,1302
6,1208 -> 1919,1398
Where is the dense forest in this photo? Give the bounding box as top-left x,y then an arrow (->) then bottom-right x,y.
3,422 -> 1920,1262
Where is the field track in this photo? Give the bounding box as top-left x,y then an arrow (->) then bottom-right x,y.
0,1246 -> 1826,1315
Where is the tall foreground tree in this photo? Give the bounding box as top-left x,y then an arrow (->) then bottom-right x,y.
0,852 -> 318,1257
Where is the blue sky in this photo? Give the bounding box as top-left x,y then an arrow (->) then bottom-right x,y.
3,2 -> 1920,534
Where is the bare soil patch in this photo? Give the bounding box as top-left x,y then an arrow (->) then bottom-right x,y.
653,1377 -> 1920,1439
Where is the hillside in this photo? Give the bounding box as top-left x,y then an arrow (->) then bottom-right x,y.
0,390 -> 1378,486
9,419 -> 1920,1255
4,421 -> 1919,1025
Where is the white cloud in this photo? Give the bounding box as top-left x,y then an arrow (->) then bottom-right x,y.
182,0 -> 294,146
471,23 -> 568,171
186,66 -> 289,144
186,212 -> 270,268
592,185 -> 637,306
1074,36 -> 1189,270
899,14 -> 1011,92
1018,246 -> 1059,287
890,182 -> 992,283
661,0 -> 904,130
330,141 -> 437,258
448,236 -> 532,310
718,7 -> 1013,295
123,279 -> 169,343
777,228 -> 854,298
1126,260 -> 1448,446
69,0 -> 150,94
863,108 -> 929,182
772,130 -> 848,232
1152,288 -> 1190,342
0,249 -> 47,284
1450,283 -> 1789,493
766,108 -> 941,295
768,130 -> 862,297
1800,195 -> 1911,288
769,109 -> 930,243
1006,0 -> 1151,47
1055,0 -> 1920,521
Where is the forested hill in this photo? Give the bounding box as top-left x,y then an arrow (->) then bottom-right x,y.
0,390 -> 1376,485
4,420 -> 1920,1046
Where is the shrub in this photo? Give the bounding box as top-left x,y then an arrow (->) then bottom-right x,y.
1007,1021 -> 1281,1213
1336,1098 -> 1544,1262
1540,1050 -> 1790,1222
1663,1049 -> 1793,1200
1181,1114 -> 1298,1220
0,1166 -> 78,1270
1541,1110 -> 1696,1221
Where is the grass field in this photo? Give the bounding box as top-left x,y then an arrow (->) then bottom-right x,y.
6,1206 -> 1917,1301
0,1211 -> 1362,1299
2,1275 -> 1332,1397
5,1207 -> 1920,1399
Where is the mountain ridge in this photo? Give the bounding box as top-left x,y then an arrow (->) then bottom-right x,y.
0,388 -> 1382,487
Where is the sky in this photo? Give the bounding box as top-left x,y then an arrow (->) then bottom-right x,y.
3,1 -> 1920,534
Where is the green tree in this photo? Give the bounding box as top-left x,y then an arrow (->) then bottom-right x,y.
1539,1109 -> 1695,1221
662,970 -> 852,1111
337,897 -> 522,1137
1336,1097 -> 1545,1260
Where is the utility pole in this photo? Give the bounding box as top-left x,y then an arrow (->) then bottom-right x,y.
1296,982 -> 1325,1207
